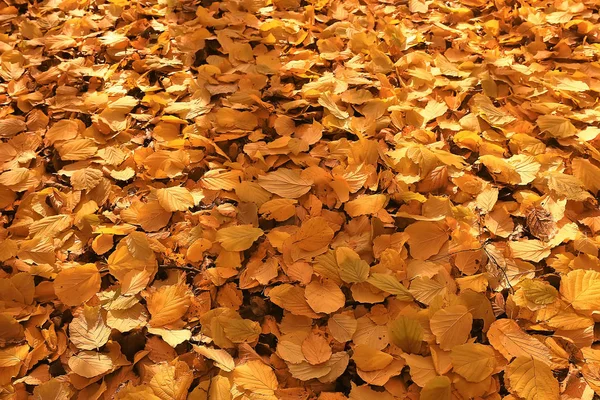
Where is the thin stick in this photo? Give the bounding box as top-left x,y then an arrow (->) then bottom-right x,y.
99,264 -> 203,275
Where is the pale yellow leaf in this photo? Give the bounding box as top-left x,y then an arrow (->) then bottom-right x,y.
233,360 -> 278,396
156,187 -> 194,212
509,240 -> 551,262
68,351 -> 113,378
193,345 -> 235,372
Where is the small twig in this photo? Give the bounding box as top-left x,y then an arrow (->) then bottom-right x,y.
98,264 -> 203,275
159,264 -> 203,274
430,246 -> 484,262
482,245 -> 514,294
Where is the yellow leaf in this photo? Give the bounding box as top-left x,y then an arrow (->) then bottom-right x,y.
345,194 -> 388,217
301,333 -> 332,365
560,269 -> 600,311
235,181 -> 272,206
0,118 -> 26,138
472,94 -> 516,126
29,214 -> 72,238
208,376 -> 231,400
555,76 -> 589,92
487,319 -> 552,365
0,344 -> 29,367
233,360 -> 278,396
54,264 -> 101,306
276,335 -> 304,364
475,187 -> 498,213
367,273 -> 412,300
509,239 -> 551,262
409,276 -> 447,305
69,305 -> 111,350
223,318 -> 261,343
305,278 -> 345,314
267,284 -> 320,318
420,376 -> 452,400
318,351 -> 350,383
215,225 -> 264,251
405,221 -> 449,260
71,168 -> 103,191
506,356 -> 559,400
147,328 -> 191,348
290,217 -> 334,252
545,171 -> 592,201
148,360 -> 193,400
287,360 -> 331,381
156,187 -> 194,212
572,157 -> 600,194
336,247 -> 370,283
33,379 -> 75,400
430,305 -> 472,350
258,168 -> 314,198
352,344 -> 393,371
115,384 -> 163,400
450,343 -> 496,382
327,313 -> 357,343
401,354 -> 438,387
485,206 -> 514,238
537,115 -> 577,138
193,345 -> 235,372
147,281 -> 192,327
259,198 -> 297,221
200,168 -> 242,191
68,351 -> 113,378
56,139 -> 98,161
518,279 -> 558,305
106,303 -> 148,333
388,315 -> 423,354
506,155 -> 540,185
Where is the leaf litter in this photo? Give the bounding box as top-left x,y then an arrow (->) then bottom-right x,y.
1,0 -> 600,399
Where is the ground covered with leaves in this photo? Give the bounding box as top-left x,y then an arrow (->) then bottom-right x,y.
2,0 -> 600,398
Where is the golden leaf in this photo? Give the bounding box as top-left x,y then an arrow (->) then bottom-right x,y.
69,305 -> 111,350
352,344 -> 393,371
420,376 -> 452,400
560,269 -> 600,311
147,281 -> 192,327
192,345 -> 235,372
388,315 -> 423,354
487,319 -> 552,365
258,169 -> 314,198
305,278 -> 345,314
54,264 -> 101,307
405,221 -> 449,260
156,187 -> 195,212
506,357 -> 559,400
233,360 -> 278,397
68,351 -> 113,378
450,343 -> 496,382
429,305 -> 473,350
216,225 -> 264,252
